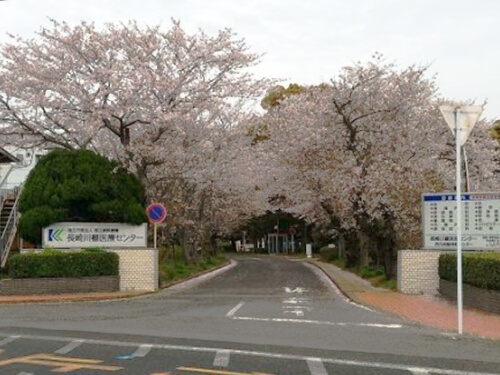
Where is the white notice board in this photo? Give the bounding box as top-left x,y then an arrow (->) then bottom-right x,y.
422,192 -> 500,250
43,222 -> 148,248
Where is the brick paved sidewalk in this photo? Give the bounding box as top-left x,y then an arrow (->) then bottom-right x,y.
309,259 -> 500,340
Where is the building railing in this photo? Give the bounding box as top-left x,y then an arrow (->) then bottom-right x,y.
0,184 -> 23,267
0,164 -> 14,191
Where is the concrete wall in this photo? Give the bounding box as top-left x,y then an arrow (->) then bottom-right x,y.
0,276 -> 119,295
440,279 -> 500,314
108,248 -> 158,292
398,250 -> 449,294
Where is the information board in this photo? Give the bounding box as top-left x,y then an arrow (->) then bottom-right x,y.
43,222 -> 148,248
422,192 -> 500,250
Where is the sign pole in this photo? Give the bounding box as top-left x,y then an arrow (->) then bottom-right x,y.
439,104 -> 482,335
454,109 -> 463,335
154,223 -> 157,249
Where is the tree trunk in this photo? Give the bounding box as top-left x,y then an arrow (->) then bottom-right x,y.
358,230 -> 371,268
382,212 -> 396,280
210,232 -> 218,256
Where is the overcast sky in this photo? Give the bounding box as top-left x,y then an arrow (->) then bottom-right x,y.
1,0 -> 499,120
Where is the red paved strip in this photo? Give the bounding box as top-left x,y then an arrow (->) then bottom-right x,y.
356,292 -> 500,340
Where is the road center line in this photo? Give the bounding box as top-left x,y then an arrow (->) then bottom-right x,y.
0,335 -> 20,346
307,358 -> 328,375
0,332 -> 497,375
226,302 -> 245,317
232,316 -> 402,329
213,350 -> 230,367
55,339 -> 85,354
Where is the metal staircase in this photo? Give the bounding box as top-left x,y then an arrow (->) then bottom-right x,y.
0,185 -> 22,267
0,148 -> 45,267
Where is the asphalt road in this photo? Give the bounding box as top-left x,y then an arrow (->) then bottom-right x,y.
0,255 -> 498,374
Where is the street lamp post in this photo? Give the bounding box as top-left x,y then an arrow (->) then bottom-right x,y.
439,105 -> 482,335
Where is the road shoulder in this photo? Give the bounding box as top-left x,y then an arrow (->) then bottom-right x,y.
308,258 -> 500,340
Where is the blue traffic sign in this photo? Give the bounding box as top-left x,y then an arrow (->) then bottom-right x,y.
146,203 -> 167,223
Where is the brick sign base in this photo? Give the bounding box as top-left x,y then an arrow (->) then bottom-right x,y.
439,279 -> 500,314
19,248 -> 159,293
0,276 -> 119,295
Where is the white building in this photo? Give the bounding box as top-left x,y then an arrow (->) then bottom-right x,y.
0,147 -> 49,266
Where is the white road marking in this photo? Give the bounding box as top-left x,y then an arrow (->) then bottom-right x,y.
284,287 -> 308,293
54,339 -> 85,354
226,302 -> 245,317
282,306 -> 312,310
283,297 -> 311,304
231,316 -> 402,328
283,309 -> 305,317
131,344 -> 153,358
409,369 -> 430,374
0,332 -> 497,375
0,335 -> 20,346
213,350 -> 231,367
307,358 -> 328,375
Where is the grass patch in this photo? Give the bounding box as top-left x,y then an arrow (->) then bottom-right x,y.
369,275 -> 398,290
158,247 -> 228,288
329,258 -> 346,269
324,258 -> 396,291
359,266 -> 385,279
355,266 -> 397,290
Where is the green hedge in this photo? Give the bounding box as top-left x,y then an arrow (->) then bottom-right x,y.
8,250 -> 119,279
439,253 -> 500,291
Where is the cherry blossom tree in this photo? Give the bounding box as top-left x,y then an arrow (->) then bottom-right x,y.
0,19 -> 269,181
0,19 -> 274,261
257,56 -> 499,276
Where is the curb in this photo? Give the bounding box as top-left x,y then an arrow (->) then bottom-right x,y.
306,259 -> 373,308
160,258 -> 233,289
160,258 -> 237,293
306,259 -> 398,315
0,257 -> 234,305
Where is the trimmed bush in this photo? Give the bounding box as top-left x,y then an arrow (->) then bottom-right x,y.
8,251 -> 119,279
439,252 -> 500,291
82,247 -> 106,253
18,148 -> 147,246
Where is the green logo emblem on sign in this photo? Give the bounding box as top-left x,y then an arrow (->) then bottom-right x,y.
48,229 -> 64,242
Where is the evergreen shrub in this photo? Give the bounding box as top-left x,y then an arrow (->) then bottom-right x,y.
8,250 -> 119,279
439,252 -> 500,291
18,148 -> 147,246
